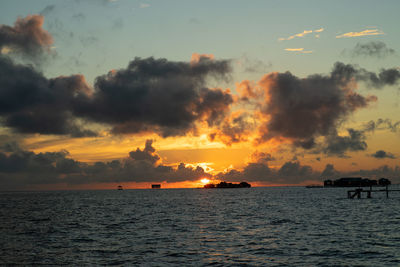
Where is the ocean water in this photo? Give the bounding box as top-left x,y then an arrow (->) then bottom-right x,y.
1,187 -> 400,266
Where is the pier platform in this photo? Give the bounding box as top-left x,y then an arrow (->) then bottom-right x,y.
347,186 -> 400,199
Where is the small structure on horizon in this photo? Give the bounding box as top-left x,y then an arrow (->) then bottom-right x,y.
151,184 -> 161,189
117,185 -> 123,190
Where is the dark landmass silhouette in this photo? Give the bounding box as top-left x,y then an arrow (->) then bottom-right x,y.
324,177 -> 391,187
204,181 -> 251,188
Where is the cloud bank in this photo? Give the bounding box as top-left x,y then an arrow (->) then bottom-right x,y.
0,140 -> 211,190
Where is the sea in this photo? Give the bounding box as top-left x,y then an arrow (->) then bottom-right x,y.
1,186 -> 400,266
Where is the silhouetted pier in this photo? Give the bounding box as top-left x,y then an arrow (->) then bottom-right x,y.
348,186 -> 400,199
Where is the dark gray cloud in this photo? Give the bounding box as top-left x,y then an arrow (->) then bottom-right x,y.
0,15 -> 53,61
0,56 -> 96,137
254,62 -> 400,152
322,129 -> 368,157
217,159 -> 315,184
256,62 -> 378,146
75,56 -> 233,137
346,165 -> 400,180
371,150 -> 396,159
0,56 -> 232,137
0,140 -> 210,190
363,118 -> 400,133
346,41 -> 395,58
320,164 -> 339,179
218,155 -> 400,185
129,139 -> 160,164
237,55 -> 272,73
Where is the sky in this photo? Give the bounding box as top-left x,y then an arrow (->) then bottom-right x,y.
0,0 -> 399,190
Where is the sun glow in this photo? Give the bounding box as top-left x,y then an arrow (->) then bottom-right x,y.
200,178 -> 210,184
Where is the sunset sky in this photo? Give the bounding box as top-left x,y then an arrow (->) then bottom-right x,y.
1,0 -> 399,190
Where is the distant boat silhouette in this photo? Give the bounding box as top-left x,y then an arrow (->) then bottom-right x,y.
117,185 -> 123,190
152,184 -> 161,189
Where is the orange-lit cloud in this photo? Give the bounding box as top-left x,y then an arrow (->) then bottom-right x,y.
236,80 -> 262,100
285,48 -> 304,52
208,111 -> 255,146
336,29 -> 384,38
279,28 -> 324,41
279,30 -> 313,41
190,53 -> 215,64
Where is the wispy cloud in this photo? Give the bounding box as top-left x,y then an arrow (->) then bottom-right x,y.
279,28 -> 324,41
336,29 -> 384,38
285,48 -> 304,52
284,48 -> 313,53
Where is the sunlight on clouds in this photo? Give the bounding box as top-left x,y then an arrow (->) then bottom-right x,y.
190,53 -> 214,64
284,48 -> 313,54
336,29 -> 384,38
185,162 -> 215,173
285,48 -> 304,52
279,28 -> 324,41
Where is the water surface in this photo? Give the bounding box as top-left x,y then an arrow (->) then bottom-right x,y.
1,187 -> 400,266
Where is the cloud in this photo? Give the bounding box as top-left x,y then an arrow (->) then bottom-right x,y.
208,111 -> 255,146
217,154 -> 400,185
129,139 -> 160,164
39,5 -> 56,16
254,62 -> 378,147
0,55 -> 232,137
0,15 -> 53,61
2,139 -> 400,189
0,140 -> 211,190
75,57 -> 233,137
363,118 -> 400,133
190,53 -> 214,64
284,48 -> 304,52
322,129 -> 368,157
279,30 -> 313,41
320,164 -> 340,179
0,56 -> 96,137
336,29 -> 384,38
370,150 -> 396,159
345,41 -> 395,58
278,28 -> 323,41
217,158 -> 315,184
284,48 -> 313,54
235,56 -> 272,73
